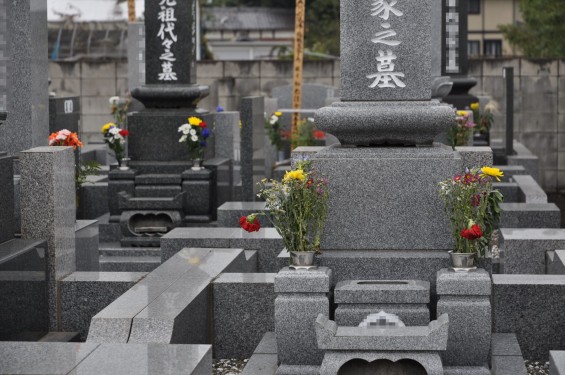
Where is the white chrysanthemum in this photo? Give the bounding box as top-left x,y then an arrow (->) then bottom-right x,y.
269,116 -> 278,125
108,127 -> 120,135
178,124 -> 191,135
189,129 -> 196,136
109,96 -> 120,105
179,135 -> 187,143
308,117 -> 315,122
191,135 -> 198,142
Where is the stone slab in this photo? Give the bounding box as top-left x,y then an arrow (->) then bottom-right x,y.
240,97 -> 263,201
491,356 -> 528,375
500,228 -> 565,274
514,175 -> 547,203
276,364 -> 321,375
0,153 -> 14,243
499,203 -> 560,228
550,351 -> 565,375
275,267 -> 332,293
75,220 -> 100,272
493,182 -> 519,203
491,333 -> 523,357
454,146 -> 493,169
312,145 -> 461,249
334,279 -> 430,304
213,273 -> 276,359
443,367 -> 491,375
335,304 -> 430,326
436,268 -> 492,296
217,201 -> 269,227
61,271 -> 147,341
548,250 -> 565,275
493,274 -> 565,360
254,332 -> 278,354
242,354 -> 279,375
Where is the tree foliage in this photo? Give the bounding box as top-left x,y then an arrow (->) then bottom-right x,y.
499,0 -> 565,58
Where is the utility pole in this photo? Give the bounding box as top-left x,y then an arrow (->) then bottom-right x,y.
291,0 -> 306,148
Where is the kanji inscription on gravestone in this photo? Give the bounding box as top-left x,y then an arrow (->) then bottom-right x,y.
341,0 -> 432,101
145,0 -> 197,85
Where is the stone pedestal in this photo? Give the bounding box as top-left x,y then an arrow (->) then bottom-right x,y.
20,146 -> 75,330
107,169 -> 137,222
182,168 -> 215,223
274,267 -> 332,374
312,145 -> 462,250
437,268 -> 492,368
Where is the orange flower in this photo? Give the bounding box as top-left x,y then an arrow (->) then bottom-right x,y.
48,130 -> 83,149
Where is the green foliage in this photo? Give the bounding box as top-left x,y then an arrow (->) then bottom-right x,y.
499,0 -> 565,58
295,118 -> 316,147
76,161 -> 101,192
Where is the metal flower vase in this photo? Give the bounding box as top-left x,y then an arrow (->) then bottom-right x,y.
289,251 -> 317,270
191,159 -> 203,171
448,251 -> 477,272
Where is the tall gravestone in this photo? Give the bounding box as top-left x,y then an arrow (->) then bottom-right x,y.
314,0 -> 462,250
0,0 -> 48,155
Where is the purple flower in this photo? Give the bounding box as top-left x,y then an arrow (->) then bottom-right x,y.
202,128 -> 210,138
200,141 -> 207,147
216,106 -> 224,112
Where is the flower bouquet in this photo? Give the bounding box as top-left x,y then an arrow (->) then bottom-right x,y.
49,129 -> 83,149
178,116 -> 210,170
448,110 -> 476,148
240,161 -> 329,268
439,166 -> 504,270
101,122 -> 129,167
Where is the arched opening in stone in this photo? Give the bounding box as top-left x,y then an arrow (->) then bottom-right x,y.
128,213 -> 174,236
337,358 -> 428,375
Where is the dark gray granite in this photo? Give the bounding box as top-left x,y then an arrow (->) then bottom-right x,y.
491,356 -> 528,375
241,353 -> 278,375
335,304 -> 430,327
436,268 -> 492,296
49,97 -> 80,135
491,333 -> 523,357
61,271 -> 147,341
312,145 -> 461,249
508,141 -> 540,182
0,153 -> 14,243
182,168 -> 213,220
493,274 -> 565,360
239,97 -> 263,201
493,182 -> 519,203
550,351 -> 565,375
548,250 -> 565,275
443,366 -> 492,375
75,220 -> 99,271
213,273 -> 276,359
20,147 -> 75,330
135,174 -> 182,185
254,332 -> 278,354
499,203 -> 561,228
217,201 -> 270,227
118,192 -> 184,210
77,179 -> 109,220
500,228 -> 565,274
334,279 -> 429,304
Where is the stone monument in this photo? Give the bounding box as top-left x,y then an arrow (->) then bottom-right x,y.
314,0 -> 462,250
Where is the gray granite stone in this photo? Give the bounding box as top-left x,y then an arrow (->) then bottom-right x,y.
214,112 -> 241,162
291,146 -> 326,166
276,364 -> 320,375
491,333 -> 523,357
454,146 -> 494,169
49,97 -> 80,140
272,84 -> 339,109
108,179 -> 136,217
495,165 -> 528,182
182,169 -> 213,220
340,0 -> 431,101
0,153 -> 14,243
335,304 -> 430,327
550,351 -> 565,375
275,267 -> 332,293
318,351 -> 443,375
61,271 -> 147,341
75,220 -> 99,272
493,274 -> 565,360
500,228 -> 565,274
242,354 -> 278,375
135,174 -> 182,185
499,203 -> 561,228
0,0 -> 49,155
334,279 -> 429,304
240,97 -> 263,201
69,343 -> 212,375
213,273 -> 276,358
436,268 -> 492,296
312,145 -> 461,249
77,180 -> 109,221
118,192 -> 184,210
437,296 -> 491,366
514,175 -> 547,203
508,141 -> 540,182
315,101 -> 454,146
548,250 -> 565,275
444,367 -> 491,375
493,182 -> 519,203
127,22 -> 145,90
254,331 -> 278,354
0,342 -> 99,375
217,201 -> 269,227
491,356 -> 528,375
20,146 -> 75,330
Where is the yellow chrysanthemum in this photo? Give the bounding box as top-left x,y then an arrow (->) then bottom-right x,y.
481,166 -> 504,181
456,110 -> 468,117
274,111 -> 282,117
470,102 -> 480,111
283,169 -> 305,182
188,117 -> 203,126
101,122 -> 115,134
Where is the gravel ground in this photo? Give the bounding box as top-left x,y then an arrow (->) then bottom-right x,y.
526,360 -> 550,375
213,359 -> 247,375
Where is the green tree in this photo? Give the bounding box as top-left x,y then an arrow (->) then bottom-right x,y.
499,0 -> 565,58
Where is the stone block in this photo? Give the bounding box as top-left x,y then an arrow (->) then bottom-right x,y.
454,146 -> 493,169
496,165 -> 528,181
491,333 -> 524,357
514,175 -> 547,203
217,201 -> 269,227
312,145 -> 461,250
550,351 -> 565,375
255,332 -> 278,354
493,182 -> 519,203
499,203 -> 560,228
213,112 -> 240,162
493,274 -> 565,360
182,169 -> 213,217
272,84 -> 338,110
77,180 -> 109,220
547,250 -> 565,275
334,279 -> 430,304
0,153 -> 14,243
75,220 -> 99,272
20,146 -> 75,330
436,268 -> 492,296
500,228 -> 565,274
335,304 -> 429,327
61,271 -> 147,340
275,267 -> 332,293
213,273 -> 276,358
240,97 -> 263,201
437,296 -> 491,366
443,366 -> 491,374
242,354 -> 278,375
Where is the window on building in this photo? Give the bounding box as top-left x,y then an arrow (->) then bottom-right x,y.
469,0 -> 481,14
484,40 -> 502,57
468,41 -> 480,57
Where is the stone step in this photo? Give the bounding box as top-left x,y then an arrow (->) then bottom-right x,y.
38,332 -> 81,343
135,185 -> 182,198
135,174 -> 182,185
99,256 -> 161,272
99,246 -> 161,257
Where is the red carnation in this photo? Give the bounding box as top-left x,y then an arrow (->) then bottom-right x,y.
119,129 -> 130,137
313,130 -> 326,140
200,121 -> 207,128
461,224 -> 483,240
239,215 -> 261,232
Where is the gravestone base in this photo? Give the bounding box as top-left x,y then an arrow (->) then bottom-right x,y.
318,352 -> 443,375
312,145 -> 462,250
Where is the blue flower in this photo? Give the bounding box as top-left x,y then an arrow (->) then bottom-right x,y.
202,128 -> 210,139
200,141 -> 207,147
216,106 -> 224,112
